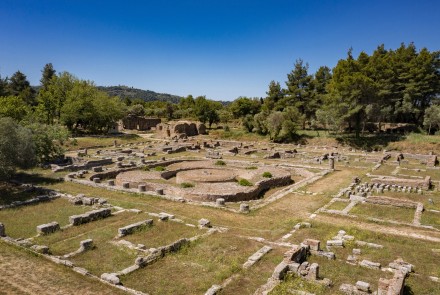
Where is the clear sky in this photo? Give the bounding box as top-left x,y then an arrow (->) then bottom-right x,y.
1,0 -> 439,101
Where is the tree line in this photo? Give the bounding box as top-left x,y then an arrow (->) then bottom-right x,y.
0,42 -> 439,177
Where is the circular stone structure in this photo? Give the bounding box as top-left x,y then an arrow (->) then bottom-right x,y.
176,168 -> 236,184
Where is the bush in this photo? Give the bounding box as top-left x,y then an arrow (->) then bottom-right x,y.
238,179 -> 253,186
154,166 -> 165,171
215,160 -> 226,166
246,166 -> 258,170
180,182 -> 194,188
262,172 -> 272,178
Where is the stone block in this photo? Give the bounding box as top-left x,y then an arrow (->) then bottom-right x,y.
118,219 -> 153,237
352,248 -> 361,255
239,203 -> 250,213
359,259 -> 381,270
205,284 -> 222,295
0,223 -> 5,237
216,198 -> 225,206
93,177 -> 101,183
31,245 -> 50,254
92,166 -> 103,172
36,221 -> 60,235
198,218 -> 211,228
138,184 -> 146,192
80,239 -> 94,251
303,239 -> 320,251
356,281 -> 370,292
272,261 -> 290,280
327,240 -> 344,247
307,263 -> 319,280
122,182 -> 130,189
108,180 -> 115,186
101,273 -> 120,285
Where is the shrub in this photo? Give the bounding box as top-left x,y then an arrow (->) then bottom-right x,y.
215,160 -> 226,166
246,166 -> 258,170
262,172 -> 272,178
238,179 -> 253,186
154,166 -> 165,171
180,182 -> 194,188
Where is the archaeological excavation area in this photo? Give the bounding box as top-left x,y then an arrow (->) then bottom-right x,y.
1,131 -> 440,295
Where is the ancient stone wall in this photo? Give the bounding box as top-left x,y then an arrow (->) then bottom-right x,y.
122,116 -> 161,131
156,121 -> 207,139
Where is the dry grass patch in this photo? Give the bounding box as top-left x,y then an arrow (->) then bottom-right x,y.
0,240 -> 125,294
121,232 -> 264,295
0,198 -> 91,238
220,247 -> 285,295
34,211 -> 149,255
421,210 -> 440,229
326,200 -> 350,211
350,203 -> 415,224
123,221 -> 201,248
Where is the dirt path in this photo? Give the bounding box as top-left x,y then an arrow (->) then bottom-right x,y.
0,241 -> 124,295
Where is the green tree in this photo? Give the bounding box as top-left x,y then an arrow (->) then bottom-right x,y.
229,96 -> 261,119
282,59 -> 314,128
263,81 -> 284,111
0,96 -> 30,121
0,117 -> 36,179
8,71 -> 35,106
423,105 -> 440,134
128,104 -> 146,116
40,63 -> 56,90
194,96 -> 221,128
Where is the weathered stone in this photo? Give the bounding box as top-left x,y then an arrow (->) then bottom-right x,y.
355,240 -> 383,249
389,258 -> 413,273
69,208 -> 111,226
108,180 -> 115,186
80,239 -> 94,251
122,182 -> 130,189
284,246 -> 308,263
327,240 -> 344,247
205,284 -> 222,295
101,273 -> 120,285
82,197 -> 94,206
239,203 -> 250,213
36,221 -> 60,235
356,281 -> 370,292
352,248 -> 361,255
272,261 -> 290,280
216,198 -> 225,206
359,259 -> 381,270
31,245 -> 50,254
118,219 -> 153,237
307,263 -> 319,280
198,218 -> 211,228
93,177 -> 101,183
92,166 -> 103,172
303,239 -> 320,251
0,223 -> 5,237
138,184 -> 146,192
156,188 -> 164,195
346,255 -> 358,265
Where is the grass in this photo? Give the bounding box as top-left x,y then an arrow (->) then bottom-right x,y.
271,273 -> 329,295
180,182 -> 195,188
0,240 -> 127,294
215,160 -> 227,166
350,203 -> 415,224
123,221 -> 201,248
326,201 -> 350,211
0,198 -> 91,238
421,210 -> 440,229
121,232 -> 263,295
262,172 -> 272,178
64,134 -> 146,151
34,211 -> 150,255
0,181 -> 42,206
238,179 -> 253,186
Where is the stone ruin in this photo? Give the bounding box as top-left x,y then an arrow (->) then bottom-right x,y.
156,121 -> 207,139
122,115 -> 161,131
69,208 -> 112,226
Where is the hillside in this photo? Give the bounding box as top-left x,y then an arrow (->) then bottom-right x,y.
97,85 -> 182,103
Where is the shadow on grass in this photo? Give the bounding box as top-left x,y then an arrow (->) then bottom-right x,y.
13,172 -> 64,186
335,134 -> 404,151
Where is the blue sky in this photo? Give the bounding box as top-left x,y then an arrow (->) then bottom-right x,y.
1,0 -> 439,101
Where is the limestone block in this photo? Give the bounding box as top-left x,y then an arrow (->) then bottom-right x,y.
80,239 -> 94,251
216,198 -> 225,206
122,182 -> 130,189
327,240 -> 344,247
356,281 -> 370,292
205,284 -> 222,295
138,184 -> 146,192
239,203 -> 250,213
118,219 -> 153,237
36,221 -> 60,235
93,177 -> 101,183
101,273 -> 120,285
31,245 -> 50,254
198,218 -> 211,228
272,261 -> 290,280
303,239 -> 320,251
0,223 -> 5,237
307,263 -> 319,280
92,166 -> 103,172
359,259 -> 381,270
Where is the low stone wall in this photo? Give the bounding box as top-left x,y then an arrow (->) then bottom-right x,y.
69,208 -> 112,226
53,158 -> 113,172
36,221 -> 60,235
117,219 -> 153,237
365,196 -> 418,209
0,194 -> 58,211
371,176 -> 431,190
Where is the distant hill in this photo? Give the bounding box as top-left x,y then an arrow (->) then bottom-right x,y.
97,86 -> 182,103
